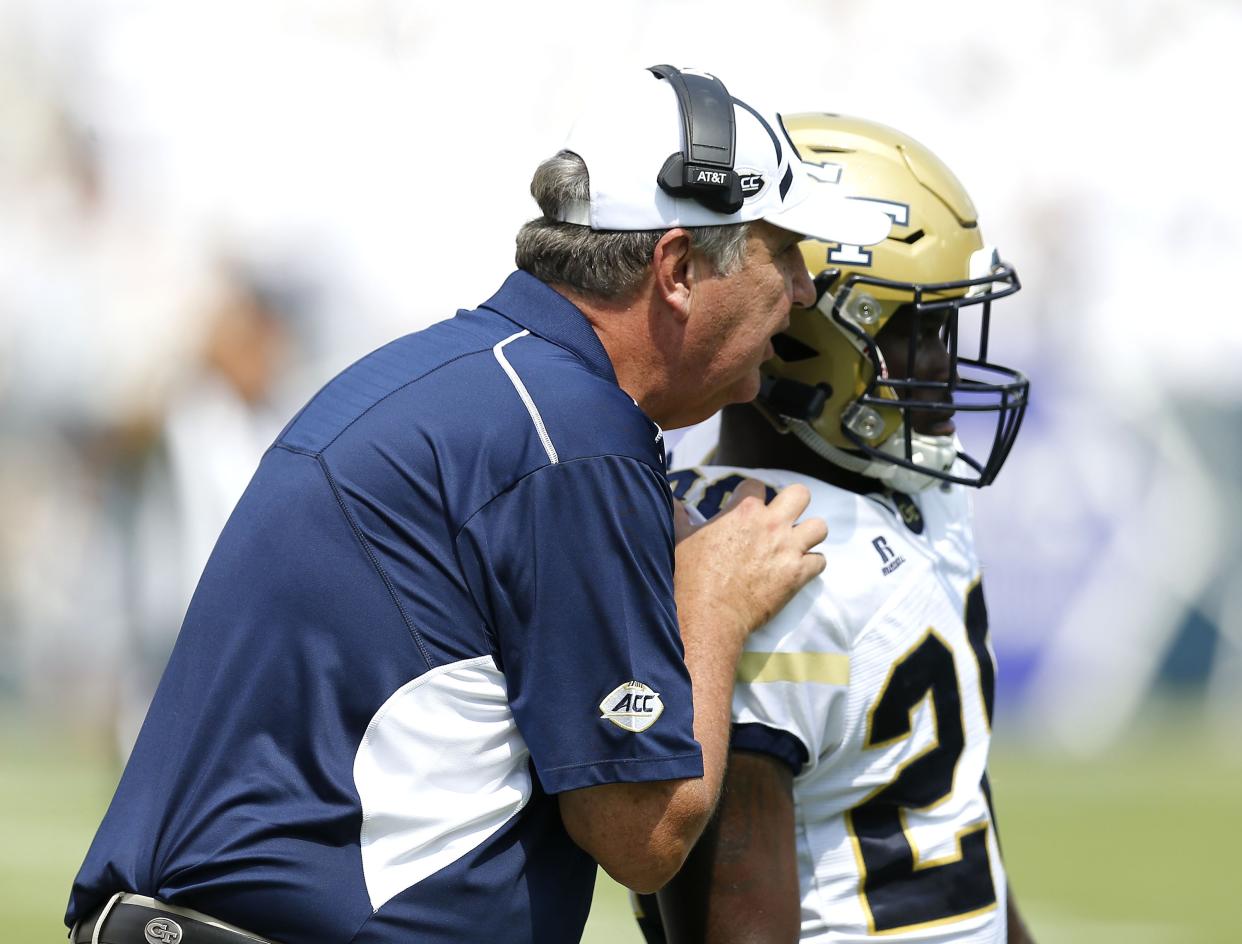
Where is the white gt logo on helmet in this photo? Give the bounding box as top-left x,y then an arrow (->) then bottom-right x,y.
599,681 -> 664,732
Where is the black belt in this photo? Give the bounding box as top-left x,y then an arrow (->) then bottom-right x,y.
72,893 -> 276,944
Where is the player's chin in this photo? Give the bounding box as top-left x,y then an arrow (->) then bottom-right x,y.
913,401 -> 956,437
918,419 -> 956,437
922,414 -> 957,437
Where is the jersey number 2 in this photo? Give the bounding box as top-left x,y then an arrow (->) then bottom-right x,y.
846,584 -> 997,933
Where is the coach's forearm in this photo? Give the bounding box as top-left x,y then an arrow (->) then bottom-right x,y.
558,607 -> 745,894
676,597 -> 749,815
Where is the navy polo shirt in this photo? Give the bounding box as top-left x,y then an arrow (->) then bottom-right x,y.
67,271 -> 704,943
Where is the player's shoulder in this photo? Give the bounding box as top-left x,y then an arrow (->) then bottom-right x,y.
671,465 -> 888,550
671,466 -> 904,643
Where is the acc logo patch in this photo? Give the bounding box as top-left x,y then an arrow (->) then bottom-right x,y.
599,681 -> 664,732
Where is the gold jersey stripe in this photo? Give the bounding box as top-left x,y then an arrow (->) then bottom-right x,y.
736,651 -> 850,685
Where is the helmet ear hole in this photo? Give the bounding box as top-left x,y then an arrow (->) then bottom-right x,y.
758,376 -> 832,421
771,333 -> 819,363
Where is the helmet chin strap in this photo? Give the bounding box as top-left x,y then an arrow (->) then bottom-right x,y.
786,419 -> 955,493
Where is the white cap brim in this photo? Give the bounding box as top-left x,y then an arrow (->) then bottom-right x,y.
763,172 -> 894,246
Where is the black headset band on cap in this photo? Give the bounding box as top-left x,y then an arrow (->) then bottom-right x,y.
648,64 -> 745,215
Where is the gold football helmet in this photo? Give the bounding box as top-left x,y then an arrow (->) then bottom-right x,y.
759,113 -> 1028,490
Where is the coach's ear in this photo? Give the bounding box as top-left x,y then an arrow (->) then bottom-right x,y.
651,228 -> 695,324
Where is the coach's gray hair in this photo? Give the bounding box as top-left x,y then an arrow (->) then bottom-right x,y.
515,151 -> 751,300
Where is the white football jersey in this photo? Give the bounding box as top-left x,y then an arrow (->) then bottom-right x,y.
670,465 -> 1006,943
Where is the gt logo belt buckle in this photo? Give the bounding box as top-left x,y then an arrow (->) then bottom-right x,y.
144,917 -> 183,944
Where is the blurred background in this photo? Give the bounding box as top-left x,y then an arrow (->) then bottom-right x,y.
2,0 -> 1239,940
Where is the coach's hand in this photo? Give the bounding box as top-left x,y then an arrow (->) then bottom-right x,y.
675,480 -> 826,644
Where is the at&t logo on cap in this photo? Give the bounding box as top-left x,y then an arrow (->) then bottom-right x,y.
599,681 -> 664,732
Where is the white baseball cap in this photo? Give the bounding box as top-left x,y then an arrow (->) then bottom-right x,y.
555,67 -> 892,247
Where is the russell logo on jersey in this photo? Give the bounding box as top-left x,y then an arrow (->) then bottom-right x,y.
872,535 -> 906,576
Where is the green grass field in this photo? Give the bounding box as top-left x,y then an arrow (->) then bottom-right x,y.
5,707 -> 1237,942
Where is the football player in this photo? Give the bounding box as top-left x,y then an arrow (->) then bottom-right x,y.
634,114 -> 1036,942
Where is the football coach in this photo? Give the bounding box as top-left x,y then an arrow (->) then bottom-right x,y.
66,66 -> 890,944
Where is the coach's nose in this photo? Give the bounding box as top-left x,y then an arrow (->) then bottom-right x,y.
791,260 -> 816,310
